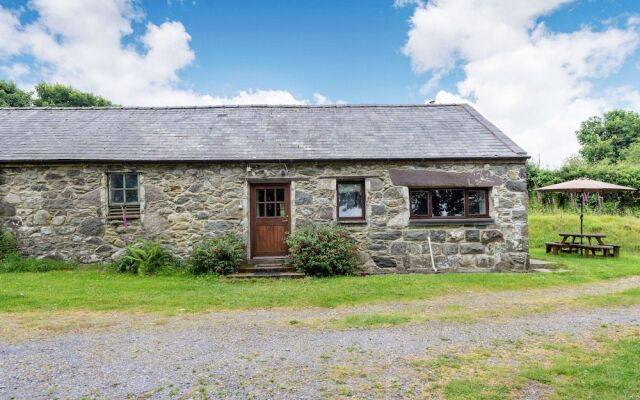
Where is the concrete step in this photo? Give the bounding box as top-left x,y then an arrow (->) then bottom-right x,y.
249,257 -> 287,266
237,265 -> 297,273
227,272 -> 306,279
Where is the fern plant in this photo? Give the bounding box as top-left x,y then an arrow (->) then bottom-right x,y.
110,240 -> 173,275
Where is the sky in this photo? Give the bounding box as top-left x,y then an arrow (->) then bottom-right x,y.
1,0 -> 640,166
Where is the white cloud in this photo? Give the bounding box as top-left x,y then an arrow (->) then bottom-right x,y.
0,0 -> 330,106
402,0 -> 640,166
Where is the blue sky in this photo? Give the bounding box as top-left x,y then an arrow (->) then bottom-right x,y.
1,0 -> 639,165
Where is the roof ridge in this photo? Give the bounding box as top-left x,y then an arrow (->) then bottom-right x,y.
0,103 -> 467,111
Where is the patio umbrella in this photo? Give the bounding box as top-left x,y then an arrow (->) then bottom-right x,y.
534,178 -> 636,238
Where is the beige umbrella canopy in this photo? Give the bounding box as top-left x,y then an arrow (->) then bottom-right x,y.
534,178 -> 636,237
534,178 -> 635,193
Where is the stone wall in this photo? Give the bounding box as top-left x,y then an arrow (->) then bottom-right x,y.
0,160 -> 528,272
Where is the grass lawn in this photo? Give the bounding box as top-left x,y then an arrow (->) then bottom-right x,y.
0,212 -> 639,313
405,326 -> 640,400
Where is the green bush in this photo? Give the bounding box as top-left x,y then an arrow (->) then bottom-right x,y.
190,233 -> 245,275
286,224 -> 359,277
109,241 -> 174,275
0,230 -> 18,260
0,254 -> 77,273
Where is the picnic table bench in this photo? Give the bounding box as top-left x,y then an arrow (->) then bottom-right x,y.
545,233 -> 620,258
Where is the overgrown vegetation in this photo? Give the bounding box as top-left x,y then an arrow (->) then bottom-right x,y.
286,224 -> 360,277
190,233 -> 245,275
0,230 -> 18,260
108,241 -> 175,275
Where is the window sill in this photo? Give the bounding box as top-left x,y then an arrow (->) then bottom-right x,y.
337,220 -> 368,225
409,218 -> 494,225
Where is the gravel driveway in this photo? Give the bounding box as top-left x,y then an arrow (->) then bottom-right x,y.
2,277 -> 640,400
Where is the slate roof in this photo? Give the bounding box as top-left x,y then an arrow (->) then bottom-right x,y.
0,104 -> 527,162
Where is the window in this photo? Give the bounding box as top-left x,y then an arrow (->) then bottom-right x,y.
337,181 -> 365,221
256,187 -> 286,217
409,188 -> 489,219
109,173 -> 139,205
107,172 -> 141,221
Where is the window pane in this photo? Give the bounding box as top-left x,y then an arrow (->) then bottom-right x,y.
125,174 -> 138,189
468,190 -> 487,215
125,189 -> 138,203
110,174 -> 124,189
276,188 -> 285,202
110,189 -> 124,204
432,189 -> 464,217
257,203 -> 265,217
338,183 -> 363,218
266,203 -> 275,217
410,190 -> 429,216
258,189 -> 265,202
276,202 -> 286,217
266,189 -> 275,202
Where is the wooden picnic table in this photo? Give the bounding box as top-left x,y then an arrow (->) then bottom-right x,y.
546,233 -> 620,258
559,233 -> 606,246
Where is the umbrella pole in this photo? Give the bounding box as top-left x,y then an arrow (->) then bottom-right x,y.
580,190 -> 584,254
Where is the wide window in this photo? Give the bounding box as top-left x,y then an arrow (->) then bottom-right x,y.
409,188 -> 489,219
337,181 -> 365,221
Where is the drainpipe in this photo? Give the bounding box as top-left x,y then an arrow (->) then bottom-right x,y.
427,235 -> 438,273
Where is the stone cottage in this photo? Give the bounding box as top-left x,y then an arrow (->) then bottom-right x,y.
0,104 -> 529,272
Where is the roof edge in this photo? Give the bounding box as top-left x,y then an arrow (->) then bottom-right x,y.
0,103 -> 471,111
0,156 -> 530,164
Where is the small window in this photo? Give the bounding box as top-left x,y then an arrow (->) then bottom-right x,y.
107,172 -> 141,221
337,181 -> 365,221
109,173 -> 139,205
409,188 -> 489,219
256,188 -> 286,218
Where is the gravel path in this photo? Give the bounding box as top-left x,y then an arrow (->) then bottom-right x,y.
2,278 -> 640,399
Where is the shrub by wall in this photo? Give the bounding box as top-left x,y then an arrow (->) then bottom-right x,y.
286,224 -> 359,277
109,240 -> 174,275
190,233 -> 245,275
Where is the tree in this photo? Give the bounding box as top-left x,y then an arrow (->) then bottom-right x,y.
33,82 -> 115,107
0,80 -> 33,107
622,141 -> 640,164
576,110 -> 640,163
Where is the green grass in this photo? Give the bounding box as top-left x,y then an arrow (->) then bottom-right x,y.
444,379 -> 510,400
523,337 -> 640,399
579,287 -> 640,307
0,212 -> 639,313
0,254 -> 77,273
335,313 -> 412,328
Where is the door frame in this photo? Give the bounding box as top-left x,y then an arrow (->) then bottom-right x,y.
249,182 -> 291,259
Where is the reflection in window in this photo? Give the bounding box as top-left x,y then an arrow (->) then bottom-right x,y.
468,190 -> 487,215
409,190 -> 429,216
337,182 -> 364,220
431,189 -> 465,217
409,188 -> 490,219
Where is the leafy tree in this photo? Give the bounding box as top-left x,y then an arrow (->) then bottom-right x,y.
622,142 -> 640,164
0,80 -> 33,107
576,110 -> 640,163
34,82 -> 114,107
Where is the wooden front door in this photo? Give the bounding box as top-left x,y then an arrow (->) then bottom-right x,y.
250,183 -> 291,257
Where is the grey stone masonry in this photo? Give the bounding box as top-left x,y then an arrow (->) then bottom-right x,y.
0,160 -> 528,272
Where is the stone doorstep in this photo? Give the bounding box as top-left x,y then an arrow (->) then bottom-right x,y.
237,265 -> 298,274
226,272 -> 306,279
